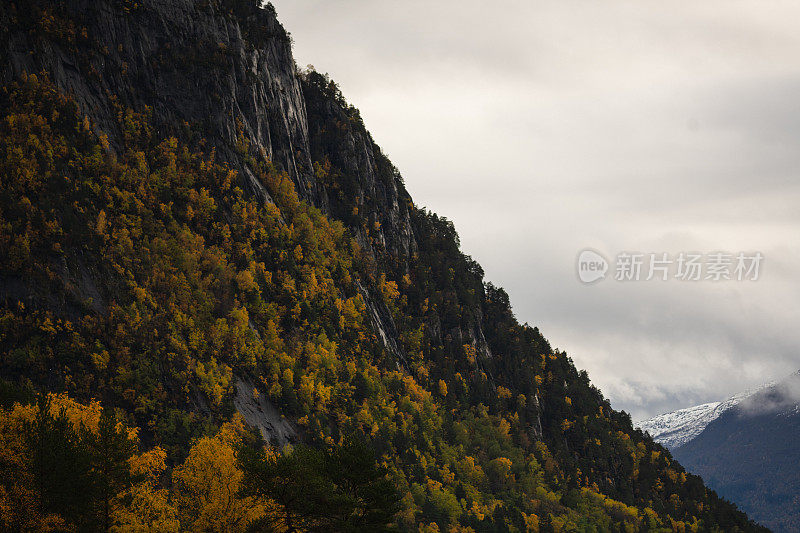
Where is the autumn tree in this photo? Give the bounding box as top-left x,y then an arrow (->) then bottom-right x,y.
173,418 -> 265,532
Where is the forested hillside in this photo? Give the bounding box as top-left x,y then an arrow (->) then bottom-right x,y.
0,0 -> 766,531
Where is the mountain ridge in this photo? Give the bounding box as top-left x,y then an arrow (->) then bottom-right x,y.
637,379 -> 777,449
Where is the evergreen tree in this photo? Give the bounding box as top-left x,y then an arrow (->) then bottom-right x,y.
24,395 -> 94,528
86,406 -> 138,532
240,443 -> 334,532
325,438 -> 400,532
239,439 -> 399,532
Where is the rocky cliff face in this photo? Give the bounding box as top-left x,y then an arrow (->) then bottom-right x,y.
301,71 -> 417,268
1,0 -> 314,204
0,0 -> 492,375
0,0 -> 419,262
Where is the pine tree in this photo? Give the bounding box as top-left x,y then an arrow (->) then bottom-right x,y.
240,443 -> 333,532
86,406 -> 138,532
326,437 -> 400,532
24,395 -> 94,528
239,439 -> 399,532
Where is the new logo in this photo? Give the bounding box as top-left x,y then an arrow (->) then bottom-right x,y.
577,249 -> 608,283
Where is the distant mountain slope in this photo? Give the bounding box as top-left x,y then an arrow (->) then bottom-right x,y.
637,401 -> 721,449
641,372 -> 800,532
637,381 -> 775,449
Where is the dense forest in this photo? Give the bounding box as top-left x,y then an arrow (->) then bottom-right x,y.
0,0 -> 767,531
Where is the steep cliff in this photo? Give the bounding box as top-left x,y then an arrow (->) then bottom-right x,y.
0,0 -> 434,363
0,0 -> 499,373
1,0 -> 314,202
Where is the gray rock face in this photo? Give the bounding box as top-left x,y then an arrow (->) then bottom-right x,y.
301,73 -> 417,267
1,0 -> 316,204
234,377 -> 296,446
0,0 -> 421,266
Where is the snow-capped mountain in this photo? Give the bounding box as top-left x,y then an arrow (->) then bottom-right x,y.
675,371 -> 800,532
636,380 -> 776,449
637,401 -> 721,449
639,371 -> 800,531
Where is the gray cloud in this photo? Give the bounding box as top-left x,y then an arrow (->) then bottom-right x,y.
738,370 -> 800,416
272,0 -> 800,420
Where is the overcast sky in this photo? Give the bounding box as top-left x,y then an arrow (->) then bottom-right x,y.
272,0 -> 800,421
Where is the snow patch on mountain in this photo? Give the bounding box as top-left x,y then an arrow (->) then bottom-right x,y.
636,380 -> 777,449
637,402 -> 721,449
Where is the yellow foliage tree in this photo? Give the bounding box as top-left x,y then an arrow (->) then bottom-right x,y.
172,417 -> 267,532
113,448 -> 180,532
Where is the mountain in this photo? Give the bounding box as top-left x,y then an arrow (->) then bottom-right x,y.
637,401 -> 721,449
0,0 -> 765,530
639,372 -> 800,532
637,381 -> 775,449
